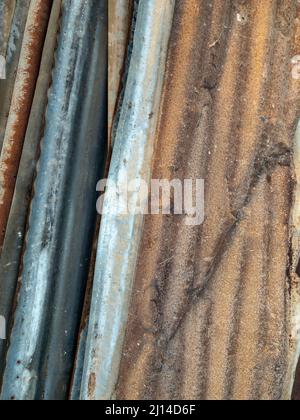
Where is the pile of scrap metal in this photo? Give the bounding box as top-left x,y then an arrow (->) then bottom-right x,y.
0,0 -> 300,401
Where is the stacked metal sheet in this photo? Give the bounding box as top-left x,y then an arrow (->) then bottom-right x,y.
0,0 -> 300,401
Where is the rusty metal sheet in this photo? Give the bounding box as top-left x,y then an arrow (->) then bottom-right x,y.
0,0 -> 31,153
0,0 -> 62,382
108,0 -> 132,145
116,0 -> 300,401
0,0 -> 52,253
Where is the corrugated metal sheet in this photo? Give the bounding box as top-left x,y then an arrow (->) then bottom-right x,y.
80,0 -> 175,400
0,0 -> 62,383
0,0 -> 51,253
116,0 -> 300,401
0,0 -> 300,401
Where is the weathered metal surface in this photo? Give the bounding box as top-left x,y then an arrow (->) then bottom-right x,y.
0,0 -> 52,253
0,0 -> 107,401
80,0 -> 175,400
0,0 -> 62,383
0,0 -> 31,153
108,0 -> 132,145
116,0 -> 300,400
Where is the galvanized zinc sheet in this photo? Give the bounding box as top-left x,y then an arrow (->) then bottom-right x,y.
80,0 -> 175,400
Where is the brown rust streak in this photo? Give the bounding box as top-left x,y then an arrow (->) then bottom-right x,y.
0,0 -> 52,252
116,0 -> 300,400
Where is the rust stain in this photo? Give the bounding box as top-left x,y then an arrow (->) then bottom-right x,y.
116,0 -> 300,400
0,0 -> 52,252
